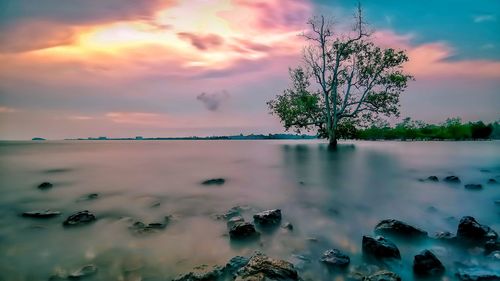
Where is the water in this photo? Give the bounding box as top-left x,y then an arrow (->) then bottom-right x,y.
0,140 -> 499,280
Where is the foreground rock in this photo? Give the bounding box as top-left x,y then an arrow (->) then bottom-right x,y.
229,222 -> 260,240
201,178 -> 226,185
362,235 -> 401,260
37,182 -> 53,190
172,264 -> 224,281
253,209 -> 282,226
320,249 -> 350,268
456,216 -> 498,244
363,270 -> 401,281
374,219 -> 428,239
63,210 -> 96,227
444,176 -> 461,183
236,252 -> 298,280
68,264 -> 98,279
456,267 -> 500,281
465,184 -> 483,190
413,250 -> 445,277
22,210 -> 61,218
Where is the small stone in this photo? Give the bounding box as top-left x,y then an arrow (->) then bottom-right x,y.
63,211 -> 96,227
282,222 -> 294,231
68,264 -> 97,279
465,184 -> 483,190
22,210 -> 61,218
444,176 -> 461,183
201,178 -> 225,185
38,182 -> 53,190
427,176 -> 439,182
229,222 -> 259,240
253,209 -> 282,226
488,179 -> 498,184
413,250 -> 445,276
320,249 -> 350,268
362,235 -> 401,260
172,264 -> 223,281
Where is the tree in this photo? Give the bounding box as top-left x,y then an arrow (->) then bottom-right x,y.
267,4 -> 413,148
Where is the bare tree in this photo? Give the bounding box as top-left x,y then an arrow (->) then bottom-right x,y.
268,3 -> 413,148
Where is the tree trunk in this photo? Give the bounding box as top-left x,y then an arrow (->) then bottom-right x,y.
328,130 -> 337,149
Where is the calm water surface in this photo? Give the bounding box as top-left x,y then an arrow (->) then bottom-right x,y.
0,140 -> 499,280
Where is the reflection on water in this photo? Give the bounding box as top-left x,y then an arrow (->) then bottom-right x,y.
0,140 -> 499,280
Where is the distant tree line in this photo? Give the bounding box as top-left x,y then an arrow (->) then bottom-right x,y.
337,117 -> 499,140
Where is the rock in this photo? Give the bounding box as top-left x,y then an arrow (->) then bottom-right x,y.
456,216 -> 498,244
444,176 -> 461,183
37,182 -> 53,190
253,209 -> 282,226
172,264 -> 224,281
227,216 -> 245,228
320,249 -> 350,268
129,216 -> 170,235
201,178 -> 225,185
456,267 -> 500,281
22,210 -> 61,218
229,222 -> 260,240
363,270 -> 401,281
63,211 -> 96,227
495,200 -> 500,206
427,176 -> 439,182
362,235 -> 401,260
224,256 -> 249,276
434,231 -> 457,243
465,184 -> 483,190
347,264 -> 381,281
282,222 -> 293,231
484,240 -> 500,255
288,254 -> 311,271
487,250 -> 500,261
374,219 -> 428,239
488,179 -> 498,184
68,264 -> 98,279
236,252 -> 298,280
413,250 -> 445,276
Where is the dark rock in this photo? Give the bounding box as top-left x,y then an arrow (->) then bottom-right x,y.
63,211 -> 96,227
224,256 -> 249,276
347,264 -> 381,281
413,250 -> 445,276
363,270 -> 401,281
434,231 -> 457,243
427,176 -> 439,182
129,216 -> 170,235
320,249 -> 350,268
444,176 -> 461,183
282,222 -> 293,231
68,264 -> 98,279
362,235 -> 401,260
495,200 -> 500,206
22,210 -> 61,218
77,193 -> 99,202
253,209 -> 282,226
236,252 -> 298,280
374,219 -> 428,239
456,216 -> 498,244
229,222 -> 259,240
465,184 -> 483,190
227,216 -> 245,228
488,179 -> 498,184
456,267 -> 500,281
172,264 -> 224,281
37,182 -> 53,190
484,240 -> 500,255
201,178 -> 225,185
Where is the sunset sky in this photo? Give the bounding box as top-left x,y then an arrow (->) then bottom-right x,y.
0,0 -> 499,139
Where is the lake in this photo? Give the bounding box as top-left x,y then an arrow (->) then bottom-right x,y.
0,140 -> 499,280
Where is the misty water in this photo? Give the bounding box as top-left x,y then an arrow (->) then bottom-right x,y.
0,140 -> 499,281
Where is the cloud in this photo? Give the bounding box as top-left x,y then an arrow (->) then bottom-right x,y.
473,14 -> 496,23
177,32 -> 224,50
196,91 -> 230,111
0,106 -> 18,113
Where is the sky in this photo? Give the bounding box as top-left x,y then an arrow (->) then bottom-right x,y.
0,0 -> 499,140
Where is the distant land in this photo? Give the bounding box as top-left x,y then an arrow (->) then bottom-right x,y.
63,134 -> 318,141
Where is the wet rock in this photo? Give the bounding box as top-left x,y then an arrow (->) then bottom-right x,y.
456,216 -> 498,244
229,222 -> 260,240
129,216 -> 170,235
427,176 -> 439,182
488,179 -> 498,184
465,184 -> 483,190
38,182 -> 53,190
253,209 -> 282,226
413,250 -> 445,276
68,264 -> 98,279
224,256 -> 249,276
201,178 -> 225,185
282,222 -> 293,231
434,231 -> 457,243
320,249 -> 350,268
444,176 -> 461,183
227,216 -> 245,228
484,240 -> 500,255
236,252 -> 298,280
63,211 -> 96,227
362,235 -> 401,260
172,264 -> 224,281
374,219 -> 428,239
363,270 -> 401,281
347,264 -> 381,281
22,210 -> 61,218
456,267 -> 500,281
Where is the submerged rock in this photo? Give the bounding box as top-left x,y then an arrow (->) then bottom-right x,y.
456,216 -> 498,244
129,216 -> 170,235
172,264 -> 224,281
362,235 -> 401,260
224,256 -> 250,276
68,264 -> 98,279
236,252 -> 298,280
201,178 -> 225,185
363,270 -> 401,281
77,193 -> 99,201
413,250 -> 445,277
63,211 -> 96,227
253,209 -> 282,226
227,216 -> 245,228
456,267 -> 500,281
229,222 -> 260,240
22,210 -> 61,218
282,222 -> 294,231
465,184 -> 483,190
487,179 -> 498,184
38,182 -> 53,190
427,176 -> 439,182
374,219 -> 428,239
434,231 -> 457,243
320,249 -> 350,268
444,176 -> 461,183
